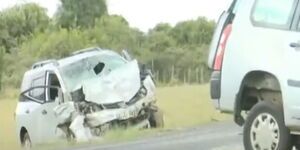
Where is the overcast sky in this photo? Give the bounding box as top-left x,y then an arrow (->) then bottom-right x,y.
0,0 -> 232,32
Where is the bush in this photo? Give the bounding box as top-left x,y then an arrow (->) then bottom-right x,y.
1,15 -> 215,90
21,28 -> 95,59
2,52 -> 38,88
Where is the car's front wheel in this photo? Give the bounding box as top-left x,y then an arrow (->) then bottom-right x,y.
149,107 -> 164,128
243,101 -> 293,150
22,132 -> 32,150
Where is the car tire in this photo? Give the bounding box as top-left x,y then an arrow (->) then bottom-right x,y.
243,101 -> 293,150
149,107 -> 164,128
22,132 -> 32,150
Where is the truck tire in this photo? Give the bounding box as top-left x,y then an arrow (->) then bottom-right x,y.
296,144 -> 300,150
149,108 -> 164,128
243,101 -> 292,150
293,135 -> 300,150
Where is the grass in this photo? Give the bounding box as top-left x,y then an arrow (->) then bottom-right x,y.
0,84 -> 230,150
0,88 -> 20,150
157,84 -> 229,129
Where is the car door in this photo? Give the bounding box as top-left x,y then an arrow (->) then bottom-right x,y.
22,71 -> 63,143
17,72 -> 45,144
36,71 -> 63,142
246,0 -> 300,128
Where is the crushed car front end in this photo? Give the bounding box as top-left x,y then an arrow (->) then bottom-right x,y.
54,49 -> 162,141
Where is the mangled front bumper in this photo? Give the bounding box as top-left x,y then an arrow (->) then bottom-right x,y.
86,94 -> 154,127
85,74 -> 156,127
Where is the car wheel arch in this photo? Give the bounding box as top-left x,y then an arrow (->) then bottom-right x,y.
234,70 -> 283,126
20,127 -> 28,144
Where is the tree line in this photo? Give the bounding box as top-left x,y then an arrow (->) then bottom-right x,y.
0,0 -> 216,90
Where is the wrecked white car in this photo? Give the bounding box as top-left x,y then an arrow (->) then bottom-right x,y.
15,47 -> 163,148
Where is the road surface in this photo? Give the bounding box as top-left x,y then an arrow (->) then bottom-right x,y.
72,121 -> 243,150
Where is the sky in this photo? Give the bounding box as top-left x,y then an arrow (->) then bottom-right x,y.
0,0 -> 232,32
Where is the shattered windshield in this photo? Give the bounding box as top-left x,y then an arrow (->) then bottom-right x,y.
59,53 -> 127,91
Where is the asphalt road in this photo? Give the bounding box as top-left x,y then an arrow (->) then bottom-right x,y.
73,121 -> 244,150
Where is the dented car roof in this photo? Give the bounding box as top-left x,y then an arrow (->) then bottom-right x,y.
21,48 -> 127,92
58,49 -> 124,68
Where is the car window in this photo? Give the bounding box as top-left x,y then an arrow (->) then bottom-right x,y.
47,73 -> 61,101
29,76 -> 45,100
251,0 -> 297,29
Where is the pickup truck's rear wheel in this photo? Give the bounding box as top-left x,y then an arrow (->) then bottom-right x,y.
243,101 -> 292,150
294,136 -> 300,150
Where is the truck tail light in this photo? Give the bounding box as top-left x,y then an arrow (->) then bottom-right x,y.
214,24 -> 232,71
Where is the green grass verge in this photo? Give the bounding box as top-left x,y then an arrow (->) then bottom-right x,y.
0,88 -> 20,150
0,85 -> 231,150
157,84 -> 230,129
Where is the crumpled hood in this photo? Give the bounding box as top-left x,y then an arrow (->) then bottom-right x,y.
82,60 -> 141,104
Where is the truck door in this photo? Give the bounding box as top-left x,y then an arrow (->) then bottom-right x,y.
283,2 -> 300,127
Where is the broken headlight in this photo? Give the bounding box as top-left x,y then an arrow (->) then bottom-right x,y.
102,102 -> 126,109
101,87 -> 148,109
126,86 -> 147,106
77,101 -> 103,114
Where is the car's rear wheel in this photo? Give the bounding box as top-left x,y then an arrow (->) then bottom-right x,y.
243,101 -> 293,150
22,132 -> 32,150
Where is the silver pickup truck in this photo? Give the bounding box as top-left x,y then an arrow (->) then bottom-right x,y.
209,0 -> 300,150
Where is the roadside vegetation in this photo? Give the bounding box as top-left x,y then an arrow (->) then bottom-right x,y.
0,0 -> 215,90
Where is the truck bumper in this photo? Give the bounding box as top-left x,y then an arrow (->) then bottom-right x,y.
210,71 -> 221,109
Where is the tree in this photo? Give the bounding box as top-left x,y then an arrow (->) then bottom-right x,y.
151,23 -> 172,33
140,18 -> 215,84
147,23 -> 173,53
21,28 -> 94,58
0,3 -> 49,52
21,15 -> 143,59
56,0 -> 108,28
171,17 -> 215,46
0,47 -> 4,91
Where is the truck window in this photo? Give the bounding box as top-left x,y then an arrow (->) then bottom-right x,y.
251,0 -> 297,29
